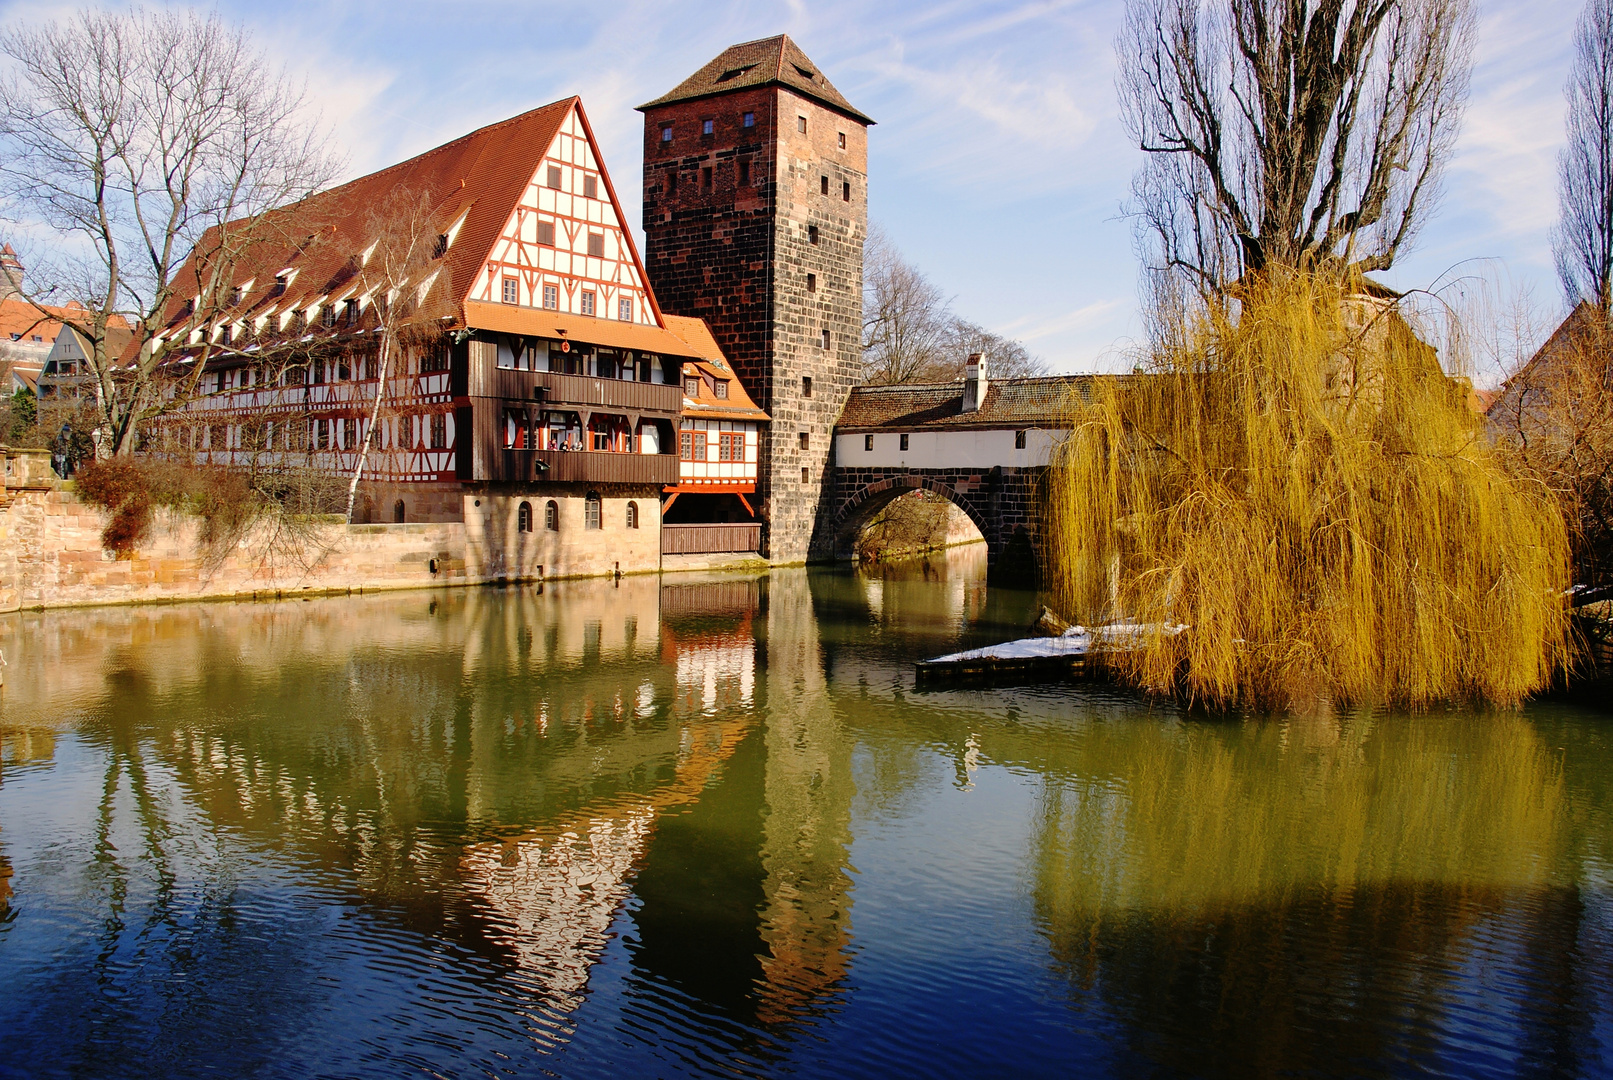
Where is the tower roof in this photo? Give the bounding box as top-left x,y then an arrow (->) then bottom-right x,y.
637,35 -> 873,125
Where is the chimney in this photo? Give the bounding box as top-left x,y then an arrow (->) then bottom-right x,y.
962,352 -> 988,412
0,245 -> 21,301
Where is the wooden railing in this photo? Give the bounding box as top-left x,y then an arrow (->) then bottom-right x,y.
661,522 -> 762,555
505,448 -> 679,485
474,368 -> 682,414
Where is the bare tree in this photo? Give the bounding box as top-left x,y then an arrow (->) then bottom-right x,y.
861,225 -> 953,384
1117,0 -> 1476,293
344,187 -> 452,522
862,225 -> 1044,383
0,8 -> 335,455
1557,0 -> 1613,311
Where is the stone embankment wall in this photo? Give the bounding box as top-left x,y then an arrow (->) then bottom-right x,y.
0,448 -> 633,613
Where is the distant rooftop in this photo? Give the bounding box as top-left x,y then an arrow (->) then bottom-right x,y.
638,35 -> 873,126
837,376 -> 1125,431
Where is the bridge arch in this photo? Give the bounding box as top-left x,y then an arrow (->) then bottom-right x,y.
826,474 -> 992,559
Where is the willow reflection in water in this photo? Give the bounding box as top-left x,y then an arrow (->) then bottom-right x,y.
0,554 -> 1609,1078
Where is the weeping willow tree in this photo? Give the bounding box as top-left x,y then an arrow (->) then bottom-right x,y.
1046,274 -> 1572,708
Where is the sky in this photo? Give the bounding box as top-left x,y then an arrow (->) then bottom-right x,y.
0,0 -> 1586,377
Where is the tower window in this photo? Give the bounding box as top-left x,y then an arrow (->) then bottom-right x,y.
580,290 -> 595,316
618,297 -> 633,321
843,181 -> 851,201
702,119 -> 714,136
537,221 -> 555,246
547,165 -> 562,189
702,166 -> 713,190
798,431 -> 809,450
807,273 -> 816,292
661,125 -> 673,143
502,277 -> 518,304
901,433 -> 910,451
838,132 -> 846,149
1015,430 -> 1027,449
542,285 -> 558,310
820,175 -> 829,195
801,466 -> 810,483
801,376 -> 812,398
743,111 -> 755,128
738,159 -> 750,185
668,170 -> 678,194
588,232 -> 604,257
583,175 -> 598,199
797,116 -> 807,133
808,225 -> 819,245
821,329 -> 832,349
864,434 -> 873,451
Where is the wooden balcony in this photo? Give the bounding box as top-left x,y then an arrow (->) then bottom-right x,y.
661,522 -> 762,555
497,448 -> 679,485
474,367 -> 682,415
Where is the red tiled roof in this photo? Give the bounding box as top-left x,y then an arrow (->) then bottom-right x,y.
153,98 -> 582,350
837,376 -> 1114,431
638,35 -> 873,125
664,314 -> 769,422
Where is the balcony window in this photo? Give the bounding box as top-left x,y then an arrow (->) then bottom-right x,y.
504,409 -> 529,449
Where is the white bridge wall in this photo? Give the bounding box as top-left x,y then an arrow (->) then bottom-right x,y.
833,427 -> 1063,470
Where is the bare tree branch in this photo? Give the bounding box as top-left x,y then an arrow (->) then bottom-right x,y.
1556,0 -> 1613,311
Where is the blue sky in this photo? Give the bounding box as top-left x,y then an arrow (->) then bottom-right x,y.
2,0 -> 1585,374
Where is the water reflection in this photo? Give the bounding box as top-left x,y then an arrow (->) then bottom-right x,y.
0,555 -> 1609,1078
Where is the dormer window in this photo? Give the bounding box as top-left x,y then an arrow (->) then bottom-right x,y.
229,285 -> 243,305
432,234 -> 448,258
714,380 -> 728,399
272,273 -> 288,296
685,376 -> 701,396
343,298 -> 358,324
320,305 -> 335,328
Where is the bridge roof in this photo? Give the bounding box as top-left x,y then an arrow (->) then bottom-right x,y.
837,376 -> 1105,432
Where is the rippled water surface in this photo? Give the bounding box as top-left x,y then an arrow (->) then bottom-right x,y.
2,547 -> 1611,1079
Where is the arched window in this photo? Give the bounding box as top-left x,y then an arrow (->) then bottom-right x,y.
585,491 -> 601,530
545,500 -> 559,531
626,501 -> 639,529
393,499 -> 406,524
518,501 -> 533,533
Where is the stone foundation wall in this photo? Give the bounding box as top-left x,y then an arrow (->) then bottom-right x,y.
0,450 -> 665,612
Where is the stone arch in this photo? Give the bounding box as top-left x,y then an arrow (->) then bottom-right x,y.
829,474 -> 992,557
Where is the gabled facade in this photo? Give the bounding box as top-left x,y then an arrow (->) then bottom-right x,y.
151,97 -> 718,578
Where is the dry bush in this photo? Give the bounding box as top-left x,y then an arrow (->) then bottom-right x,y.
76,456 -> 344,569
1045,273 -> 1573,709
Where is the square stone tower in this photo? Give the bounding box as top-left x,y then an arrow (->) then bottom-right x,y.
639,36 -> 872,562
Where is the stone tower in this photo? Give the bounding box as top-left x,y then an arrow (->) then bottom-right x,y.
639,36 -> 872,562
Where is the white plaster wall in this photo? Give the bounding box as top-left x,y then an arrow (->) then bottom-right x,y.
834,427 -> 1063,470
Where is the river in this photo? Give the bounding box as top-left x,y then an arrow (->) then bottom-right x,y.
1,546 -> 1609,1078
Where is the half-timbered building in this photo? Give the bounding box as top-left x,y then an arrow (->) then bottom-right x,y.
151,97 -> 743,578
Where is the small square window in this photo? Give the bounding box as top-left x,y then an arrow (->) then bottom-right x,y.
1015,430 -> 1027,449
618,297 -> 633,321
547,165 -> 561,189
661,125 -> 673,143
900,433 -> 910,451
820,175 -> 829,195
583,175 -> 598,199
808,225 -> 819,245
821,329 -> 831,349
797,116 -> 807,133
542,285 -> 558,310
743,111 -> 755,128
580,291 -> 595,316
798,431 -> 809,450
801,376 -> 812,398
843,181 -> 851,201
864,434 -> 873,451
685,376 -> 701,396
715,380 -> 728,399
502,277 -> 518,304
802,466 -> 810,483
806,273 -> 816,293
702,119 -> 714,136
838,132 -> 846,149
537,221 -> 555,246
588,232 -> 604,258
